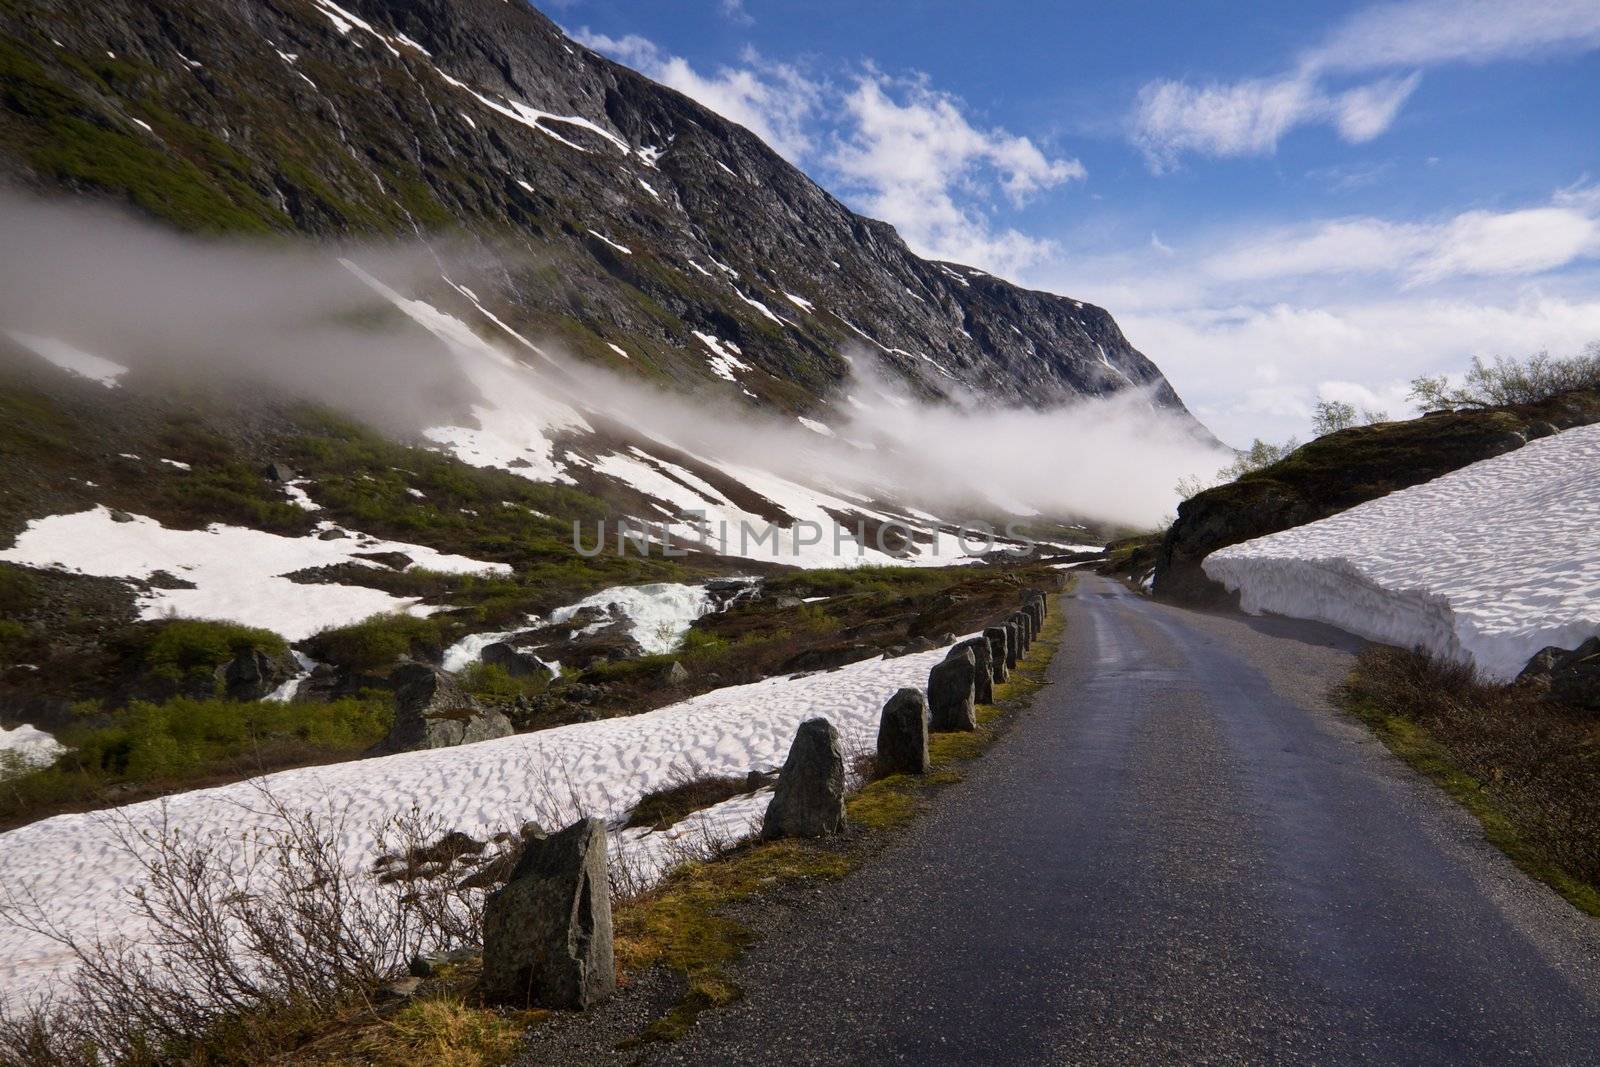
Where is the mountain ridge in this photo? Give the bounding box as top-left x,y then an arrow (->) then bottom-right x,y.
0,0 -> 1206,431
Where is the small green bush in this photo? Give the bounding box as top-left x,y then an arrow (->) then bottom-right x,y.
0,565 -> 39,614
305,613 -> 443,673
2,696 -> 391,824
0,619 -> 27,655
142,620 -> 288,683
459,662 -> 548,702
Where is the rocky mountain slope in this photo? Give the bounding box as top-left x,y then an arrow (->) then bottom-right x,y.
0,0 -> 1199,420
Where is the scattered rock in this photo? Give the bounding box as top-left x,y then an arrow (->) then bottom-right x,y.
144,569 -> 197,590
953,637 -> 994,704
761,718 -> 846,839
984,627 -> 1010,683
370,664 -> 513,754
481,817 -> 616,1009
779,643 -> 877,674
928,647 -> 977,732
352,550 -> 414,571
876,687 -> 929,775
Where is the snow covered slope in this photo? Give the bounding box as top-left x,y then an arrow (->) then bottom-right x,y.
1203,424 -> 1600,679
0,641 -> 960,1002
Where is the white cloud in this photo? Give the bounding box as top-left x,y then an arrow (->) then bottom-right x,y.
827,75 -> 1084,273
1132,71 -> 1421,170
1035,183 -> 1600,445
1132,0 -> 1600,169
574,32 -> 818,160
1202,192 -> 1600,287
1117,293 -> 1600,445
1308,0 -> 1600,70
573,34 -> 1079,273
718,0 -> 755,26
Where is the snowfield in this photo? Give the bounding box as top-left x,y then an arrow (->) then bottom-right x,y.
1203,424 -> 1600,679
0,506 -> 510,641
0,643 -> 961,1003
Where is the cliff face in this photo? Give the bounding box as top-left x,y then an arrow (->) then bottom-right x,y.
0,0 -> 1202,426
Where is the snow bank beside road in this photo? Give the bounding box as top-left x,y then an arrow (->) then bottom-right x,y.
0,641 -> 960,1002
1204,424 -> 1600,680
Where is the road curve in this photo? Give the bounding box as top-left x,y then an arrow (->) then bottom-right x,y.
646,573 -> 1600,1066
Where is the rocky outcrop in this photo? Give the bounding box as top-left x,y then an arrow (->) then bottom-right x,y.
876,688 -> 929,776
370,664 -> 513,754
761,718 -> 846,839
481,817 -> 615,1009
928,648 -> 978,732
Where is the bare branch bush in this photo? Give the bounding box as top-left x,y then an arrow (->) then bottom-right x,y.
0,787 -> 500,1065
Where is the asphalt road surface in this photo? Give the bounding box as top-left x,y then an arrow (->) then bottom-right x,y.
647,574 -> 1600,1066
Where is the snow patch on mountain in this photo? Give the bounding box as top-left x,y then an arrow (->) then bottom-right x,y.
8,331 -> 128,387
0,506 -> 508,642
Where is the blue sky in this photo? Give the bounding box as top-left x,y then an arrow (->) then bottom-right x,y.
558,0 -> 1600,445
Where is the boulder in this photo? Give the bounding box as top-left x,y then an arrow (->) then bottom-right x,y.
482,642 -> 554,680
953,637 -> 994,704
263,462 -> 295,483
1550,637 -> 1600,710
761,718 -> 846,839
876,688 -> 929,775
928,647 -> 977,732
1526,420 -> 1559,440
481,818 -> 615,1009
219,647 -> 297,702
371,664 -> 513,754
983,627 -> 1010,684
666,660 -> 690,686
316,528 -> 348,540
1518,646 -> 1568,681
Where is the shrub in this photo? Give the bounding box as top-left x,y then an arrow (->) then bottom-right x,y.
304,613 -> 443,673
0,697 -> 390,826
459,662 -> 548,703
1409,343 -> 1600,410
0,619 -> 27,658
0,799 -> 493,1064
141,620 -> 288,684
0,565 -> 38,614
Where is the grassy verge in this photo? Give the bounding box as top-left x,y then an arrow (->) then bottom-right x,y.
1336,646 -> 1600,916
609,600 -> 1067,1045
